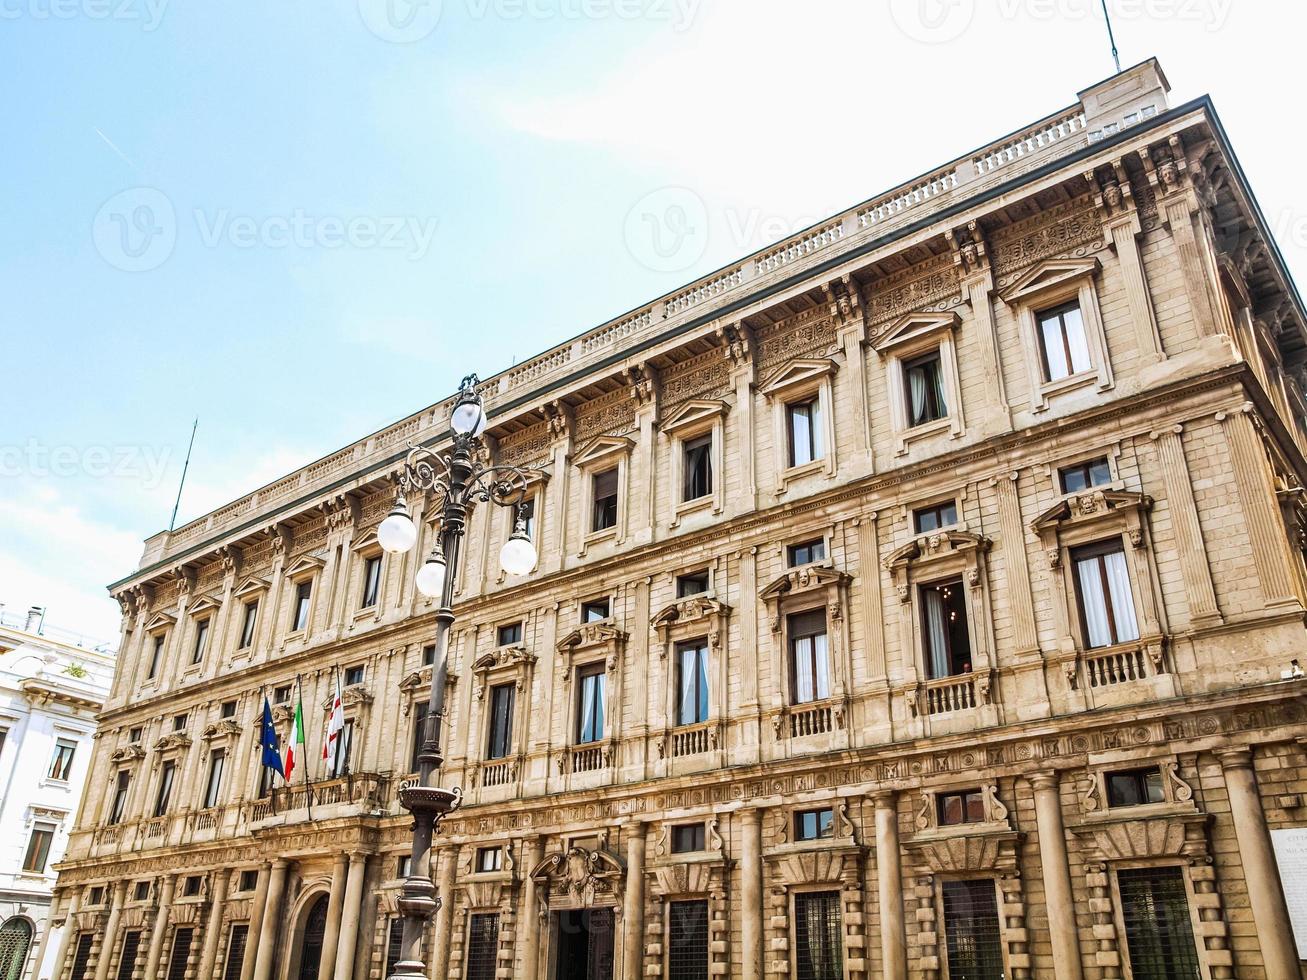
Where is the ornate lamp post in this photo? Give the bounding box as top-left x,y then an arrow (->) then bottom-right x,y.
378,374 -> 540,979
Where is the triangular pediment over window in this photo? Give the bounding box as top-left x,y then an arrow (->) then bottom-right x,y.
285,554 -> 326,579
759,358 -> 836,397
660,399 -> 728,435
759,564 -> 848,603
1030,489 -> 1152,534
144,612 -> 176,632
884,530 -> 990,572
188,594 -> 221,616
233,576 -> 270,599
556,622 -> 628,653
873,310 -> 960,353
999,257 -> 1101,305
571,435 -> 635,470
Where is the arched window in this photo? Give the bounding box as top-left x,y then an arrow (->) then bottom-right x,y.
0,918 -> 33,980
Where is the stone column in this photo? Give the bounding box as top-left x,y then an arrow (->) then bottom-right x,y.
431,846 -> 460,980
623,822 -> 647,980
47,890 -> 82,980
520,837 -> 544,980
740,809 -> 764,980
196,870 -> 231,980
251,859 -> 289,980
142,875 -> 177,980
239,864 -> 271,980
318,854 -> 349,980
1218,748 -> 1300,978
92,881 -> 129,980
333,853 -> 368,980
1030,774 -> 1083,980
872,792 -> 907,980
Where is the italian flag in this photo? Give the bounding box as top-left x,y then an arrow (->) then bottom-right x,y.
284,692 -> 306,782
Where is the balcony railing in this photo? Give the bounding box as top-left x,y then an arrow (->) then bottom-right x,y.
671,723 -> 714,758
787,702 -> 835,738
479,759 -> 516,787
925,676 -> 976,715
571,745 -> 607,774
1085,644 -> 1151,687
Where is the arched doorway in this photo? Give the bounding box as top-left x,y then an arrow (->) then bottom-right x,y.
297,895 -> 330,980
0,918 -> 33,980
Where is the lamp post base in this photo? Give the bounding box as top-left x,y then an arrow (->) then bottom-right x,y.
388,785 -> 462,980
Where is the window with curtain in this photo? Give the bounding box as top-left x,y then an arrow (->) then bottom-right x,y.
361,555 -> 382,608
154,760 -> 176,816
191,618 -> 210,664
486,683 -> 514,760
292,581 -> 312,632
941,879 -> 1004,980
793,891 -> 842,980
676,571 -> 710,597
148,634 -> 165,679
203,749 -> 226,809
48,738 -> 76,780
592,469 -> 619,531
577,666 -> 606,744
238,601 -> 259,649
675,641 -> 710,726
518,496 -> 537,540
920,579 -> 972,679
331,720 -> 354,778
496,621 -> 523,646
1118,867 -> 1201,979
108,769 -> 131,825
1072,540 -> 1140,648
667,900 -> 709,980
1037,300 -> 1092,381
21,824 -> 54,873
786,397 -> 824,467
787,610 -> 830,704
683,434 -> 713,500
904,350 -> 947,426
476,847 -> 503,872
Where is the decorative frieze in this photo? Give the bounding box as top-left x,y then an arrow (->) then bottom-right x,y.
991,194 -> 1105,287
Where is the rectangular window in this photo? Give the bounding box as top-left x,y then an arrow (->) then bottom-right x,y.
788,610 -> 830,705
422,644 -> 436,666
68,934 -> 94,980
941,879 -> 1004,980
292,581 -> 312,632
88,887 -> 104,906
257,758 -> 275,799
465,913 -> 500,980
115,931 -> 142,980
154,760 -> 176,816
667,900 -> 709,980
794,808 -> 834,842
191,618 -> 210,664
344,665 -> 365,687
475,847 -> 503,873
331,720 -> 354,778
22,822 -> 55,873
904,350 -> 947,426
134,881 -> 151,901
238,870 -> 258,892
1073,541 -> 1141,649
793,891 -> 842,980
582,597 -> 610,623
222,925 -> 249,980
592,469 -> 619,532
274,686 -> 292,704
921,579 -> 972,679
203,748 -> 226,809
108,769 -> 131,825
683,434 -> 713,500
49,738 -> 76,780
148,635 -> 165,680
487,684 -> 515,760
395,854 -> 412,878
411,701 -> 429,772
165,927 -> 193,980
361,555 -> 382,608
1118,866 -> 1201,979
787,397 -> 824,467
496,622 -> 523,646
937,789 -> 986,826
788,538 -> 826,567
519,496 -> 537,541
914,501 -> 958,534
129,727 -> 143,743
238,601 -> 258,649
576,666 -> 606,744
1037,300 -> 1092,381
671,823 -> 705,854
183,876 -> 202,897
220,700 -> 237,719
675,641 -> 710,726
173,713 -> 187,732
384,918 -> 404,978
676,571 -> 710,597
1059,456 -> 1112,494
1107,767 -> 1166,808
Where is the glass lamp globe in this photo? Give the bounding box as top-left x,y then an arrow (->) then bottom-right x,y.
415,553 -> 448,598
499,533 -> 537,577
377,504 -> 418,553
450,396 -> 487,436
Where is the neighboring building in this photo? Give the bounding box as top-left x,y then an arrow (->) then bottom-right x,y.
0,608 -> 113,980
50,58 -> 1307,980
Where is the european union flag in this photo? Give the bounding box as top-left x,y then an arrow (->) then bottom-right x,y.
259,696 -> 284,777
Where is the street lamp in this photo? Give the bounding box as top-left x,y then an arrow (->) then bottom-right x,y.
381,374 -> 540,980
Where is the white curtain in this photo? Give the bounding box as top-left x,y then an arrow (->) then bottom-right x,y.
1104,549 -> 1140,642
813,633 -> 830,699
794,637 -> 815,702
810,400 -> 825,459
579,675 -> 597,742
909,366 -> 927,423
678,648 -> 698,726
791,403 -> 813,464
1064,306 -> 1092,374
695,648 -> 709,721
1076,556 -> 1114,648
924,589 -> 950,679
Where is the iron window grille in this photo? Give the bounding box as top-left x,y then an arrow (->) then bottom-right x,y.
384,918 -> 404,978
1117,866 -> 1201,979
465,913 -> 500,980
165,928 -> 194,980
114,931 -> 142,980
667,900 -> 709,980
68,934 -> 94,980
793,891 -> 842,980
222,925 -> 248,980
941,879 -> 1005,980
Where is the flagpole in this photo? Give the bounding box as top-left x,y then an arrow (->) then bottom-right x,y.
300,673 -> 314,821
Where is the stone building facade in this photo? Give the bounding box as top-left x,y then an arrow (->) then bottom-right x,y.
51,59 -> 1307,980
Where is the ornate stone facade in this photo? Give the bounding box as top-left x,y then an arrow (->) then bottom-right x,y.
50,60 -> 1307,980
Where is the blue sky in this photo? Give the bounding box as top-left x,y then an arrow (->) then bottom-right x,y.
3,0 -> 1304,644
